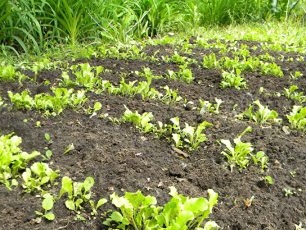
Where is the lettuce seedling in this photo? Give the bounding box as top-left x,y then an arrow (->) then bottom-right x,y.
86,101 -> 102,118
0,96 -> 5,108
238,100 -> 281,124
156,187 -> 219,229
182,121 -> 213,151
202,53 -> 219,69
220,69 -> 247,90
35,193 -> 55,221
9,88 -> 87,116
8,90 -> 35,110
199,98 -> 223,114
0,64 -> 16,81
64,143 -> 75,154
157,117 -> 212,152
161,85 -> 182,104
71,63 -> 103,90
260,62 -> 283,77
59,176 -> 106,216
122,107 -> 156,133
284,85 -> 306,104
178,64 -> 194,83
103,190 -> 159,229
287,106 -> 306,131
104,187 -> 219,230
0,133 -> 40,189
263,176 -> 274,185
166,65 -> 194,84
22,162 -> 59,193
251,151 -> 269,170
221,126 -> 253,171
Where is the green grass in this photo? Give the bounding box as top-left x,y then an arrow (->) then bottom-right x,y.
0,0 -> 305,56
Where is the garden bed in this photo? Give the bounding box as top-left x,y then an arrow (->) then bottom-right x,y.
0,37 -> 306,229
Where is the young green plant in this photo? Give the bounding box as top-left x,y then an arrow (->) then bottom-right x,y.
22,162 -> 59,193
237,100 -> 281,124
103,186 -> 219,230
0,133 -> 40,189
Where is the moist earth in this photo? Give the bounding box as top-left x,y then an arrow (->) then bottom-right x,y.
0,40 -> 306,230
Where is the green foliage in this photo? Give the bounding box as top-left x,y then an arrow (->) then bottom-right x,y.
2,0 -> 305,55
122,107 -> 156,133
59,176 -> 106,215
22,162 -> 59,193
238,100 -> 281,124
287,106 -> 306,131
251,151 -> 269,170
0,133 -> 40,189
290,71 -> 303,80
104,190 -> 159,229
0,0 -> 43,54
161,86 -> 183,104
263,175 -> 274,185
179,120 -> 212,151
167,65 -> 194,83
284,85 -> 306,104
0,96 -> 5,108
121,109 -> 211,151
0,64 -> 16,81
221,126 -> 253,171
86,102 -> 103,118
220,69 -> 247,90
8,90 -> 34,110
61,63 -> 104,90
8,87 -> 87,115
260,62 -> 284,77
35,193 -> 56,221
101,76 -> 162,100
202,53 -> 219,69
104,186 -> 219,230
159,117 -> 212,151
199,98 -> 223,114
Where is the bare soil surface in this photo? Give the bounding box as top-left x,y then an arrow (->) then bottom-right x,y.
0,39 -> 306,229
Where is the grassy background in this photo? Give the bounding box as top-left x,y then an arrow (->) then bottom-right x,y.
0,0 -> 305,55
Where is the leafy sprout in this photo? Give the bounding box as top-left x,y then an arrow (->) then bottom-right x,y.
237,100 -> 281,124
287,106 -> 306,131
220,69 -> 247,90
103,186 -> 219,230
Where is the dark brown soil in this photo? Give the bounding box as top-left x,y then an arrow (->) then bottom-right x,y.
1,39 -> 306,230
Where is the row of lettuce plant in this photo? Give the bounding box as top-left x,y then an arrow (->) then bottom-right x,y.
0,132 -> 219,229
